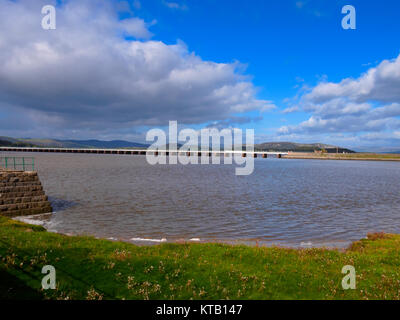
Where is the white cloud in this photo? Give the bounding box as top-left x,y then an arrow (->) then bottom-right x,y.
0,0 -> 272,138
278,54 -> 400,146
120,17 -> 156,39
279,103 -> 400,135
306,55 -> 400,104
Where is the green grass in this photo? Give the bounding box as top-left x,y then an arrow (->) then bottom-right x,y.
1,216 -> 399,300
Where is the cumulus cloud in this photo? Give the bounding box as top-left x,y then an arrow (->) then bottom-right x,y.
0,0 -> 270,138
120,17 -> 156,38
306,55 -> 400,104
278,54 -> 400,144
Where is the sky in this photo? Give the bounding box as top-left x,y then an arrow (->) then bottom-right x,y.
0,0 -> 400,151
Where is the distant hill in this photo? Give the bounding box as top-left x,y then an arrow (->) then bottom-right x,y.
1,136 -> 355,153
62,139 -> 149,149
0,137 -> 149,149
255,142 -> 355,153
0,137 -> 36,148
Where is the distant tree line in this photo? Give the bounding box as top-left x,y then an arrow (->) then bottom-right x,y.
0,139 -> 36,147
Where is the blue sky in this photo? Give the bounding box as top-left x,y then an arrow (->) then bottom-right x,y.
138,0 -> 400,149
1,0 -> 400,150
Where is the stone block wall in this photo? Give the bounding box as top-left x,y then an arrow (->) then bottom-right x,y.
0,170 -> 52,217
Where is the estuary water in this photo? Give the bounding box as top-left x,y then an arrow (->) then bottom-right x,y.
5,152 -> 400,248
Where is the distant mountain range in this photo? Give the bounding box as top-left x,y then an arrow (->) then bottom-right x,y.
0,136 -> 355,153
254,142 -> 355,153
0,137 -> 148,149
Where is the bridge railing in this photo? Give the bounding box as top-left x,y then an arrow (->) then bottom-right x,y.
0,157 -> 35,171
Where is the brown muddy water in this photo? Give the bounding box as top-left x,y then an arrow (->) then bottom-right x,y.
4,152 -> 400,248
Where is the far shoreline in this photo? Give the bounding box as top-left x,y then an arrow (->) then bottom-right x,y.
282,152 -> 400,162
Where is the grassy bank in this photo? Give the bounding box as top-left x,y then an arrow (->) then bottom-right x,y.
1,216 -> 400,300
283,152 -> 400,161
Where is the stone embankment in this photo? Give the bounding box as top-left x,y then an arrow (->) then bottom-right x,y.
0,170 -> 52,217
